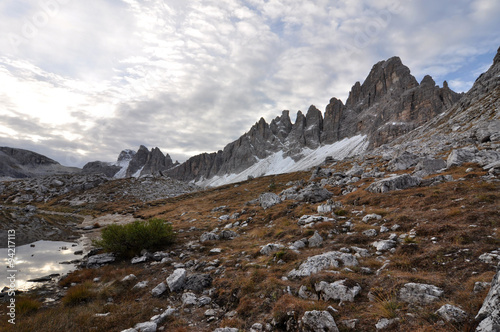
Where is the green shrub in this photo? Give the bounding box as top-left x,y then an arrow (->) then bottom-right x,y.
93,218 -> 175,258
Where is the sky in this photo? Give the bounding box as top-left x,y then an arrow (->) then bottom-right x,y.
0,0 -> 499,167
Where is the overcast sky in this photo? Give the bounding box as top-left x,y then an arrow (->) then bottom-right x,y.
0,0 -> 499,167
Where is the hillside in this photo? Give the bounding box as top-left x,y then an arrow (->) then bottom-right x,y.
0,49 -> 498,332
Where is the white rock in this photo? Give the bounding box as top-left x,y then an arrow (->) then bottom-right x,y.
132,281 -> 149,290
316,280 -> 361,302
301,310 -> 339,332
372,240 -> 397,251
308,231 -> 323,247
166,268 -> 186,292
151,282 -> 167,297
181,292 -> 198,306
134,321 -> 157,332
260,243 -> 285,255
399,283 -> 443,304
436,304 -> 468,323
288,251 -> 358,278
362,214 -> 382,222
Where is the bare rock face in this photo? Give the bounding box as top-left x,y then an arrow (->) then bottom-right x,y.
165,55 -> 462,184
476,269 -> 500,332
126,145 -> 150,177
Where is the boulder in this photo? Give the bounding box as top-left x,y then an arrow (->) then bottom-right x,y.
166,268 -> 186,292
447,148 -> 479,168
219,230 -> 238,240
366,174 -> 421,193
436,304 -> 468,323
259,192 -> 281,209
200,232 -> 220,242
308,231 -> 323,247
260,243 -> 285,255
399,283 -> 443,304
372,240 -> 397,251
181,292 -> 198,306
316,280 -> 361,302
375,318 -> 399,330
301,310 -> 339,332
476,269 -> 500,332
134,322 -> 157,332
288,251 -> 358,278
414,158 -> 446,176
184,274 -> 212,292
151,282 -> 167,297
86,253 -> 115,267
362,214 -> 382,222
387,152 -> 421,171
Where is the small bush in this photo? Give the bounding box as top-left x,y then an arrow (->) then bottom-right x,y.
93,218 -> 175,258
17,297 -> 41,316
62,281 -> 95,306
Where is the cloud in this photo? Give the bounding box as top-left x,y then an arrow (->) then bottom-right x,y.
0,0 -> 499,167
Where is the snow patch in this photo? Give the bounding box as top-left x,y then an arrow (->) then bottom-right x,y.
197,135 -> 368,187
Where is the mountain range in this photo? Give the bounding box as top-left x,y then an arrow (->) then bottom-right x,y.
1,48 -> 498,186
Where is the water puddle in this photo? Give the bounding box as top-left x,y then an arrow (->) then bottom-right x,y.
1,240 -> 84,291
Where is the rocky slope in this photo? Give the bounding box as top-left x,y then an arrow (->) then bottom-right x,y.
0,147 -> 79,179
83,146 -> 178,179
166,56 -> 461,184
377,46 -> 500,161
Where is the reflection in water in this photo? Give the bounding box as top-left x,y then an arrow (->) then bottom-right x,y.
0,240 -> 84,291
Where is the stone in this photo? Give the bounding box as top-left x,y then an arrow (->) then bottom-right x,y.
388,152 -> 420,171
260,243 -> 285,255
362,213 -> 382,222
300,310 -> 339,332
213,328 -> 239,332
375,318 -> 399,330
372,240 -> 397,251
308,231 -> 323,247
132,281 -> 149,290
259,192 -> 281,209
341,319 -> 359,329
436,304 -> 468,323
316,280 -> 361,302
134,321 -> 157,332
250,323 -> 264,332
476,269 -> 500,331
219,230 -> 238,240
151,282 -> 167,297
363,229 -> 378,237
150,307 -> 176,325
474,282 -> 491,293
87,253 -> 115,267
121,274 -> 137,282
399,283 -> 443,304
200,232 -> 220,242
181,292 -> 198,306
166,268 -> 186,292
366,174 -> 421,193
184,274 -> 212,292
131,255 -> 148,264
289,251 -> 358,278
447,148 -> 479,168
299,285 -> 319,300
414,158 -> 446,176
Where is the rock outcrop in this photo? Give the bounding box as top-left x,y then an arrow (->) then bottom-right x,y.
166,56 -> 461,184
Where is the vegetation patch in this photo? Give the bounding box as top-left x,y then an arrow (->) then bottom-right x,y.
93,218 -> 175,258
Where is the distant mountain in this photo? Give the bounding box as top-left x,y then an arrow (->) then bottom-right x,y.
0,147 -> 79,179
165,55 -> 462,185
82,146 -> 178,179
